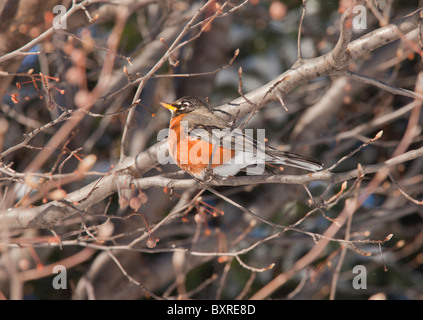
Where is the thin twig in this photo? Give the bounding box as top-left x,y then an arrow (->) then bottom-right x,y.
328,130 -> 384,171
106,249 -> 164,300
343,70 -> 423,100
388,173 -> 423,205
297,0 -> 307,60
329,165 -> 363,300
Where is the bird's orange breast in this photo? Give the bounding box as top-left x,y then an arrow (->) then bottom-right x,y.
168,115 -> 235,176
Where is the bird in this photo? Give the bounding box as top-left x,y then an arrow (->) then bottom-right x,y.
160,96 -> 323,180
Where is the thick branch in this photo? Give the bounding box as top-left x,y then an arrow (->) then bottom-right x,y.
3,143 -> 422,230
215,8 -> 422,118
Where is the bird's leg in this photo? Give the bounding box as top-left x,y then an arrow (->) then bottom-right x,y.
203,167 -> 214,183
195,169 -> 223,189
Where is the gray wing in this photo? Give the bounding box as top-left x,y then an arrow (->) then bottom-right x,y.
187,118 -> 322,172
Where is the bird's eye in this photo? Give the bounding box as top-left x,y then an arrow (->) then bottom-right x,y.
176,101 -> 190,110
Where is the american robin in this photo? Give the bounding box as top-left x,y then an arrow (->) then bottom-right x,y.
161,96 -> 323,180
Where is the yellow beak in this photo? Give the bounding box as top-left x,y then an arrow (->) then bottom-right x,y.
160,102 -> 177,112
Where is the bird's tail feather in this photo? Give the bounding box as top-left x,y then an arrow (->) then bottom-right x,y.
266,150 -> 323,172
